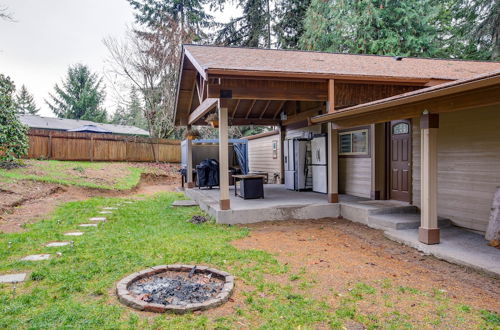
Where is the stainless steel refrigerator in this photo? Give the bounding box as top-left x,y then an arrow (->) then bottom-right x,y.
311,134 -> 328,193
284,138 -> 312,191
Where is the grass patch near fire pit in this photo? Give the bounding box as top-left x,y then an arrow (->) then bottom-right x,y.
0,193 -> 338,328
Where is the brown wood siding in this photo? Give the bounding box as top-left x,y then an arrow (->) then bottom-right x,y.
26,129 -> 181,163
412,105 -> 500,232
247,134 -> 281,181
339,158 -> 372,198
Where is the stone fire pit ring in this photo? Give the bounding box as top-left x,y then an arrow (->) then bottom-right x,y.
116,264 -> 234,313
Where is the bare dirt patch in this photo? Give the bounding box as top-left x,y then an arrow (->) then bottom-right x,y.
0,162 -> 181,233
232,219 -> 500,326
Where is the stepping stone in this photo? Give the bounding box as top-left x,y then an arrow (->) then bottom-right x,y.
172,200 -> 198,207
79,223 -> 98,227
102,207 -> 118,210
0,273 -> 27,283
123,201 -> 134,204
45,241 -> 71,247
99,211 -> 112,214
64,232 -> 84,236
21,254 -> 50,261
89,217 -> 106,222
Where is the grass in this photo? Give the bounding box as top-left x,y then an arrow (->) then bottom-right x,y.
0,160 -> 143,190
0,192 -> 498,329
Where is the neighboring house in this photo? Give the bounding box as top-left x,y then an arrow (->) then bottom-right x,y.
18,114 -> 149,136
243,130 -> 282,183
174,44 -> 500,247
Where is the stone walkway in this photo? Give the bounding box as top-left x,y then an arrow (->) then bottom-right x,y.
7,201 -> 130,283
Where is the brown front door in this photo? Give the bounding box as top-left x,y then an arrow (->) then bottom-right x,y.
390,120 -> 411,202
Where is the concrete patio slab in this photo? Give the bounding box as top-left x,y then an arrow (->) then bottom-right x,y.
89,217 -> 106,222
0,273 -> 27,283
172,200 -> 198,207
385,226 -> 500,277
45,242 -> 71,247
21,254 -> 50,261
79,223 -> 98,227
64,232 -> 84,236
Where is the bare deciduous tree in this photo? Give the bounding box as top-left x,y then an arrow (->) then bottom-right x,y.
104,20 -> 187,140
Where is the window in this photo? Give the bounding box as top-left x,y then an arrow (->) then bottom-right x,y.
339,129 -> 369,156
393,122 -> 409,135
272,140 -> 278,159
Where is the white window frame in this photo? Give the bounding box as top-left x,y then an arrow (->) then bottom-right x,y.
339,128 -> 369,156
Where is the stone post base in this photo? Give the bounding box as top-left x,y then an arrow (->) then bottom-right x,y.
418,227 -> 440,245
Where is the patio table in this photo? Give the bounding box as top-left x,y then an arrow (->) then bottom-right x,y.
232,175 -> 266,199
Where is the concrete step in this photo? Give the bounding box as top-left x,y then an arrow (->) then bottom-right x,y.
368,213 -> 451,230
340,201 -> 418,226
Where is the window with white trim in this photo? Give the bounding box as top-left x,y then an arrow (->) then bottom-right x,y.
339,129 -> 369,156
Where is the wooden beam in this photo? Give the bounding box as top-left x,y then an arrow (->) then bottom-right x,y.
231,99 -> 240,120
245,100 -> 257,119
208,79 -> 327,101
259,100 -> 272,119
273,101 -> 286,119
229,118 -> 279,126
282,107 -> 323,126
328,79 -> 335,113
188,98 -> 218,125
327,123 -> 338,203
207,69 -> 433,85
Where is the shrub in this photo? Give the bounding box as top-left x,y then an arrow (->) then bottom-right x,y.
0,74 -> 28,163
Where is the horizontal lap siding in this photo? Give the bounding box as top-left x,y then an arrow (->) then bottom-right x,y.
412,105 -> 500,232
339,158 -> 371,198
248,134 -> 281,179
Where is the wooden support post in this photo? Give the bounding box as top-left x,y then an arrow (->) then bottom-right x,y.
186,125 -> 194,188
328,79 -> 335,114
370,124 -> 385,200
327,122 -> 339,203
218,101 -> 231,210
419,113 -> 439,244
278,125 -> 286,184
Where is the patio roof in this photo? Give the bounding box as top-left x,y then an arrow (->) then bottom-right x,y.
310,70 -> 500,128
175,45 -> 500,127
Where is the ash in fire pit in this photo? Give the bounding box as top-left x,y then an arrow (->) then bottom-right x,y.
129,270 -> 223,305
116,264 -> 234,313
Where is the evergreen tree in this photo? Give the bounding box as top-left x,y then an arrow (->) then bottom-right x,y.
448,0 -> 500,60
15,85 -> 39,115
0,74 -> 28,163
274,0 -> 311,49
111,87 -> 147,129
300,0 -> 441,57
46,64 -> 107,123
215,0 -> 272,47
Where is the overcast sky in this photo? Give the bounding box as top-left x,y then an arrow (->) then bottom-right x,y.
0,0 -> 239,117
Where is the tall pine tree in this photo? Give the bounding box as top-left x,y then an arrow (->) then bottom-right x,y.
15,85 -> 39,115
111,87 -> 147,129
46,64 -> 107,122
274,0 -> 311,49
300,0 -> 441,57
215,0 -> 272,47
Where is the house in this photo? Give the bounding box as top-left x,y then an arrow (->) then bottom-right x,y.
18,114 -> 149,136
174,44 -> 500,261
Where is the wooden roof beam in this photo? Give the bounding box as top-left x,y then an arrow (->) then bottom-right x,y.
244,100 -> 257,119
259,100 -> 272,119
188,98 -> 218,125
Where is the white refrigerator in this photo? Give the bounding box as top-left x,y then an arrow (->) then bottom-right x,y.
311,135 -> 328,193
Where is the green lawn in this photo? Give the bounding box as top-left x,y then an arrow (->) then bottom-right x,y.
0,193 -> 498,329
0,160 -> 144,190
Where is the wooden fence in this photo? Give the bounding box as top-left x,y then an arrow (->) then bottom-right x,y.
26,129 -> 181,163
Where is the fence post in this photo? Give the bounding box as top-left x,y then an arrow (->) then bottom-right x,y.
48,132 -> 52,160
90,136 -> 94,162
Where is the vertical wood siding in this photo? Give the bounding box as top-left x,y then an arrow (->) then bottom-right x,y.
247,134 -> 281,180
412,105 -> 500,232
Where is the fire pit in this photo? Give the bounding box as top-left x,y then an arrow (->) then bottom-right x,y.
116,264 -> 234,313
